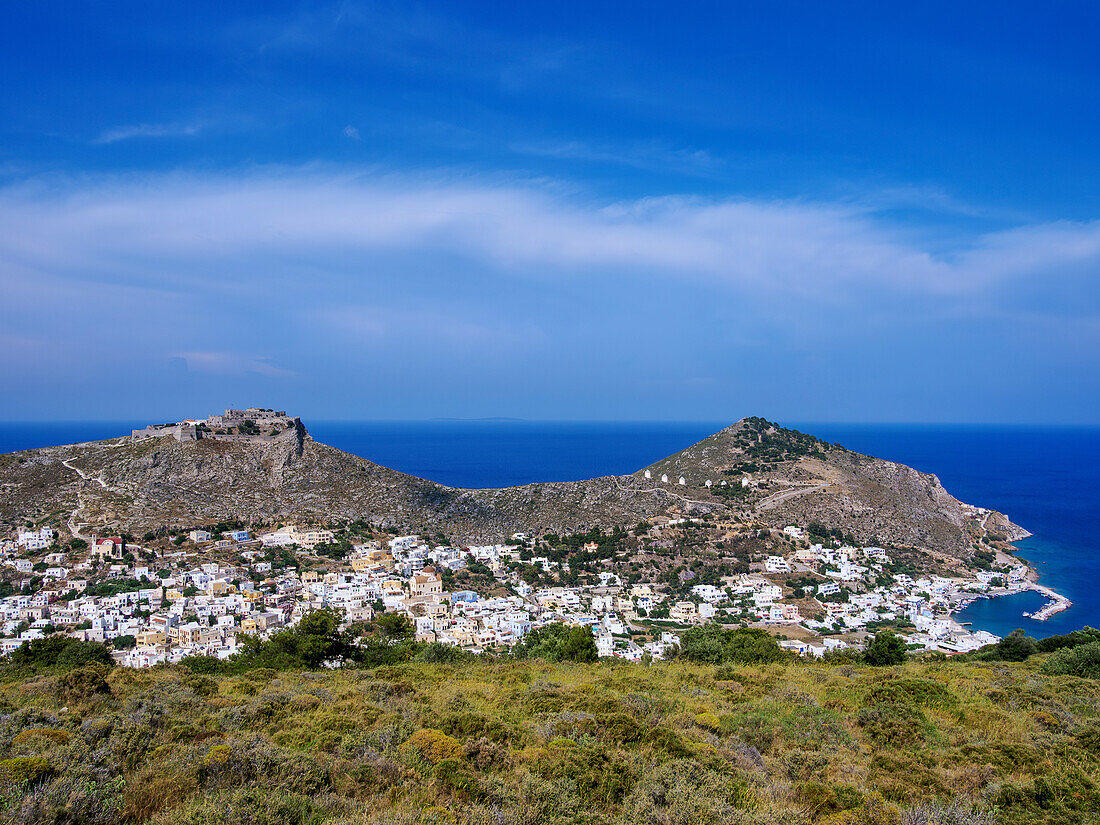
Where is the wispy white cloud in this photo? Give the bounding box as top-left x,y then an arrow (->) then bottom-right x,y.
320,304 -> 541,349
174,351 -> 297,378
3,168 -> 1096,308
510,139 -> 729,179
94,122 -> 204,144
2,167 -> 1099,361
343,124 -> 361,140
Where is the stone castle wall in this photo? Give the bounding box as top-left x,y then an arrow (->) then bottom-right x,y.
132,411 -> 302,443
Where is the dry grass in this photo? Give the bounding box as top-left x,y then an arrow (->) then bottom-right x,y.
0,656 -> 1096,824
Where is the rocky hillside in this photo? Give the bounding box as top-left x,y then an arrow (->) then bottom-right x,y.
639,416 -> 1029,554
0,423 -> 709,544
0,417 -> 1025,556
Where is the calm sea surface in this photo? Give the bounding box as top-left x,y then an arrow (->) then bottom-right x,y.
1,420 -> 1097,639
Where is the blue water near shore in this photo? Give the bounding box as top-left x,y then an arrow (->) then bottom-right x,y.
1,419 -> 1097,638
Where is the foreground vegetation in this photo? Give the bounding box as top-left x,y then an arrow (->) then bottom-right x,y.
3,634 -> 1100,825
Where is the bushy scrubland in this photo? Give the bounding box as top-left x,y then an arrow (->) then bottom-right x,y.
1,646 -> 1100,825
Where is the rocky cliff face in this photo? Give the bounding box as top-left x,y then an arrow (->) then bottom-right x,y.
0,417 -> 1025,557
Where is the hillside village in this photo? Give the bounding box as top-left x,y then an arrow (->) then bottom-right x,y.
0,510 -> 1040,667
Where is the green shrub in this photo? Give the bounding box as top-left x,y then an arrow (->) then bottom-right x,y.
597,713 -> 646,745
857,702 -> 934,749
431,757 -> 481,799
58,662 -> 112,703
288,694 -> 321,711
620,759 -> 752,825
182,673 -> 219,697
781,706 -> 851,750
153,787 -> 320,825
179,655 -> 223,674
0,756 -> 50,784
643,726 -> 693,758
678,625 -> 787,665
415,643 -> 473,664
439,711 -> 516,745
694,712 -> 721,732
531,740 -> 634,806
995,629 -> 1038,662
402,729 -> 465,765
864,678 -> 957,710
1041,641 -> 1100,678
819,792 -> 899,824
797,782 -> 864,818
720,706 -> 782,753
862,631 -> 907,666
11,728 -> 71,749
513,623 -> 598,663
229,609 -> 363,671
1076,722 -> 1100,753
7,636 -> 113,673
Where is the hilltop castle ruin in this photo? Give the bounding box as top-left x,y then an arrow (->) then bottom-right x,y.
131,408 -> 302,443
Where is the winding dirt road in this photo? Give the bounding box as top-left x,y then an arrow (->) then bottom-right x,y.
756,483 -> 831,511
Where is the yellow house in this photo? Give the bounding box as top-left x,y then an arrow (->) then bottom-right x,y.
136,629 -> 165,646
367,549 -> 395,570
451,621 -> 477,646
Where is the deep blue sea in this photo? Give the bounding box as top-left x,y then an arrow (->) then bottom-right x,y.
1,420 -> 1097,639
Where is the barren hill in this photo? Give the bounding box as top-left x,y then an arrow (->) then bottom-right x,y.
0,417 -> 1026,556
639,417 -> 1028,553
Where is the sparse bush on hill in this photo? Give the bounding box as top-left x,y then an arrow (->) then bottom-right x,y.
4,636 -> 114,676
154,787 -> 318,825
0,756 -> 50,785
963,626 -> 1100,665
862,631 -> 908,666
513,622 -> 598,662
402,728 -> 465,766
1041,641 -> 1100,678
676,624 -> 787,665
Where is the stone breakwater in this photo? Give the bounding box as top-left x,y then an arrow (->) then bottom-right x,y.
1025,582 -> 1072,621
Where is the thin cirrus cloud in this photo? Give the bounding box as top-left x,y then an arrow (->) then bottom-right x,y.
2,169 -> 1099,311
94,122 -> 204,144
173,351 -> 297,378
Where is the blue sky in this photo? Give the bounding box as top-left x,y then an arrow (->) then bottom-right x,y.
2,1 -> 1099,423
